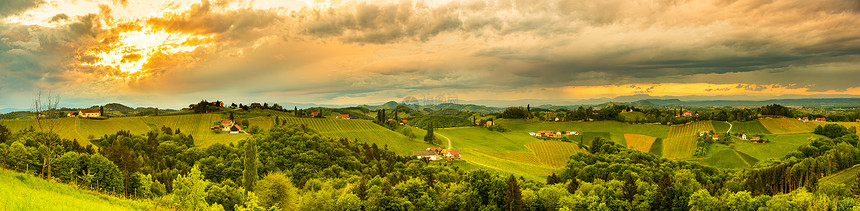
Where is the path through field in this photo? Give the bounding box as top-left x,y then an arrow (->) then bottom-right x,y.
437,133 -> 452,149
726,121 -> 733,133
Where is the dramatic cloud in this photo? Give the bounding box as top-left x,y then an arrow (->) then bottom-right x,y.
1,0 -> 860,108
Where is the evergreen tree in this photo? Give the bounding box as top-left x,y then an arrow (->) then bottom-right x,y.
566,178 -> 579,194
424,122 -> 435,144
294,106 -> 298,116
229,112 -> 234,121
243,139 -> 258,195
622,173 -> 638,203
546,173 -> 561,185
503,174 -> 524,211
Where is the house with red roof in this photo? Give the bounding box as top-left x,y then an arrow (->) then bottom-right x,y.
230,125 -> 242,134
79,109 -> 101,118
683,111 -> 693,117
336,114 -> 350,119
446,150 -> 460,160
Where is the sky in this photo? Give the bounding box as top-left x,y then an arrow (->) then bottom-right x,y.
1,0 -> 859,109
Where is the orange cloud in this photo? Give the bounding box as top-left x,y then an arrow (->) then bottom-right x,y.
555,83 -> 860,99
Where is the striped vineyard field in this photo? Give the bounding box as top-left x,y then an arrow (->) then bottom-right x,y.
759,118 -> 813,134
141,114 -> 249,146
478,150 -> 543,167
525,141 -> 588,168
662,136 -> 697,159
0,118 -> 88,145
668,121 -> 715,138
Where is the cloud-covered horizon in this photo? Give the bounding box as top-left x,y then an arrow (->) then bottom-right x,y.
1,0 -> 860,109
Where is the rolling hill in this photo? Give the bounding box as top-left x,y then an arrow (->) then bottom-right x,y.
0,170 -> 150,210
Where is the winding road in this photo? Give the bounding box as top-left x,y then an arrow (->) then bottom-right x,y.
725,121 -> 733,133
437,133 -> 453,149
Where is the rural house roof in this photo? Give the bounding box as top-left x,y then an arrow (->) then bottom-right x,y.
337,114 -> 349,118
221,119 -> 233,124
231,125 -> 242,131
311,112 -> 320,116
80,109 -> 100,113
449,150 -> 460,157
413,150 -> 437,156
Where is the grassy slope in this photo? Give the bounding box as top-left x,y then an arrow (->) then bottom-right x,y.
0,170 -> 149,210
261,111 -> 438,155
821,165 -> 860,185
731,121 -> 771,134
701,149 -> 751,169
624,134 -> 657,152
759,118 -> 814,134
733,134 -> 824,161
712,121 -> 731,133
663,121 -> 713,159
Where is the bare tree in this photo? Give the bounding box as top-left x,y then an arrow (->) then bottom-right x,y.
32,90 -> 61,179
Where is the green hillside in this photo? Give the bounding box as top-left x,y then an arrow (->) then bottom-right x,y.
0,170 -> 149,210
731,121 -> 771,134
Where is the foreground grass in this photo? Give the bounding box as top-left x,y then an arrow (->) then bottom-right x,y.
0,170 -> 151,211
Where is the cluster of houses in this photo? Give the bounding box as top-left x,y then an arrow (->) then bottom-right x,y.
413,148 -> 460,161
67,109 -> 102,118
675,111 -> 694,118
699,131 -> 763,143
796,117 -> 829,122
210,119 -> 243,134
529,130 -> 579,138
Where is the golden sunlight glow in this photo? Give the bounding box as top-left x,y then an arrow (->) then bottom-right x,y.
82,26 -> 214,78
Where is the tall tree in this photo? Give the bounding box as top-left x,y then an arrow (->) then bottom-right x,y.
424,122 -> 435,144
503,174 -> 524,211
32,90 -> 60,179
229,112 -> 234,121
566,178 -> 579,194
622,173 -> 638,203
244,139 -> 258,195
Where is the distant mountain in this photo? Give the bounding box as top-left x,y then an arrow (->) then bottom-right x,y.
633,98 -> 860,107
0,108 -> 27,114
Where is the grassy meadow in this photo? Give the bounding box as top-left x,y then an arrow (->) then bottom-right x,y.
0,170 -> 150,210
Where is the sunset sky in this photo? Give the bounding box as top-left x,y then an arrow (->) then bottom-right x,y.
1,0 -> 859,109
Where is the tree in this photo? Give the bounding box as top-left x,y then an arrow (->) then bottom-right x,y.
566,178 -> 579,194
546,173 -> 561,185
32,90 -> 60,179
503,175 -> 524,211
256,172 -> 298,211
622,173 -> 638,203
173,165 -> 209,210
0,124 -> 10,144
243,139 -> 258,195
424,122 -> 436,145
230,112 -> 235,121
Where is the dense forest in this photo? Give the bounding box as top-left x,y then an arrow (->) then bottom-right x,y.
3,122 -> 860,210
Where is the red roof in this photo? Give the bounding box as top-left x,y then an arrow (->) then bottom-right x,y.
80,109 -> 100,113
712,134 -> 719,138
449,150 -> 460,157
401,120 -> 407,123
311,112 -> 320,116
337,114 -> 349,118
221,119 -> 233,124
231,125 -> 242,131
684,111 -> 692,114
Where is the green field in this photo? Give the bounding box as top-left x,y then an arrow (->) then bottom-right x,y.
712,121 -> 731,133
733,134 -> 823,161
698,147 -> 759,169
0,170 -> 149,210
668,121 -> 714,138
731,121 -> 771,134
759,118 -> 814,134
526,141 -> 588,168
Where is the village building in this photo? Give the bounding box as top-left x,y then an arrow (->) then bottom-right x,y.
312,112 -> 321,117
78,109 -> 101,118
211,101 -> 224,107
712,134 -> 720,140
741,134 -> 747,140
250,103 -> 262,109
220,119 -> 234,131
683,111 -> 693,117
445,150 -> 461,160
67,112 -> 78,117
230,125 -> 242,134
567,131 -> 579,135
750,136 -> 761,143
413,150 -> 438,160
699,131 -> 709,137
815,118 -> 826,122
336,114 -> 350,119
400,120 -> 408,125
485,121 -> 494,127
